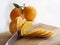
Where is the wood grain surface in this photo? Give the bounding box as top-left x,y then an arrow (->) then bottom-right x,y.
0,32 -> 12,45
0,23 -> 60,45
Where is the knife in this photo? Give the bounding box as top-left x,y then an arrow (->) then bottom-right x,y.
5,31 -> 19,45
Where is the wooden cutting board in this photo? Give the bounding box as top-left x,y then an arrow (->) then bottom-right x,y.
0,23 -> 60,45
0,32 -> 12,45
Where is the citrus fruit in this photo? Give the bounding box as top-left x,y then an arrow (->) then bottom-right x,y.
9,17 -> 24,35
10,3 -> 24,20
21,21 -> 32,36
24,6 -> 37,21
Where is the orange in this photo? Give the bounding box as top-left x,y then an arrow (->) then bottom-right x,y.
24,28 -> 53,38
24,6 -> 37,21
10,8 -> 24,20
10,3 -> 24,20
9,17 -> 24,35
21,21 -> 32,36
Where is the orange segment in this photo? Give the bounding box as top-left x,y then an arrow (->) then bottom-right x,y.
17,17 -> 24,29
43,32 -> 53,38
23,28 -> 53,38
21,21 -> 32,36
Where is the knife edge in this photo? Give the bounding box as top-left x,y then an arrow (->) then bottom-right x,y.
5,31 -> 19,45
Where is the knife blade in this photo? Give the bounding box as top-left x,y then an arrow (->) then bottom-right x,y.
5,31 -> 19,45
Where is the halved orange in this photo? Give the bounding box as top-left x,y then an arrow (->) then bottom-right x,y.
9,17 -> 24,35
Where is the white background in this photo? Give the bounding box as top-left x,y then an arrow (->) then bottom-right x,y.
0,0 -> 60,33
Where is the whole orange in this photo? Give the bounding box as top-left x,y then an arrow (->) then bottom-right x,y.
24,6 -> 37,21
10,8 -> 24,20
10,3 -> 24,21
